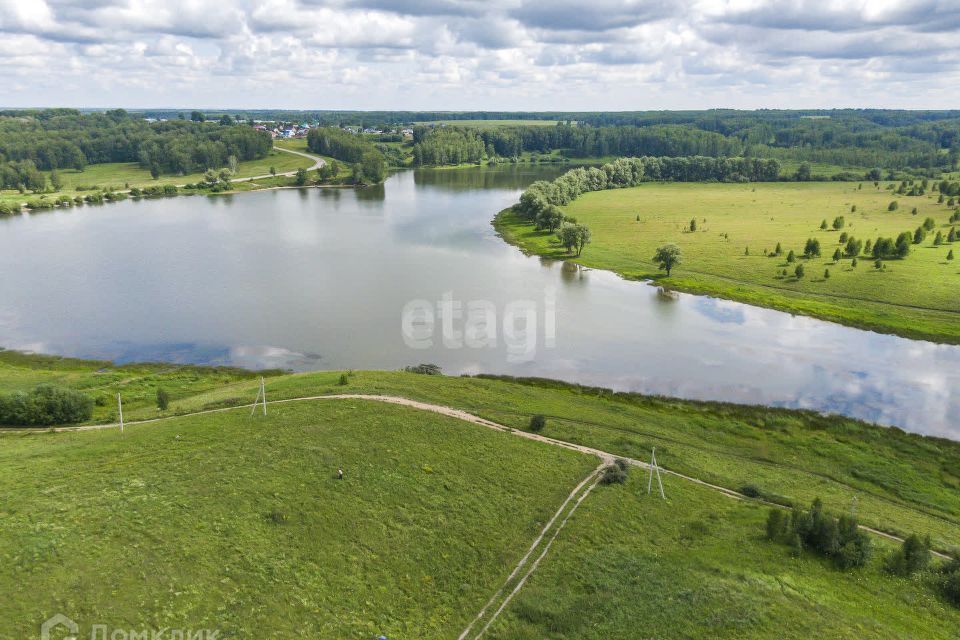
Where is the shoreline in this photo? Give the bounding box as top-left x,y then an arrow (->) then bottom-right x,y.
492,207 -> 960,346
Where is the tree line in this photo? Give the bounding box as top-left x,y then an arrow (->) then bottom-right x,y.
0,109 -> 271,178
306,127 -> 386,183
411,128 -> 486,166
515,156 -> 782,220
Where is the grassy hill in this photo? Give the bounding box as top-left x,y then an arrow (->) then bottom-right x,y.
495,181 -> 960,343
2,353 -> 959,637
0,398 -> 594,638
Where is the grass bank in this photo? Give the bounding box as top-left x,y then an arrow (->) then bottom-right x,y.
2,353 -> 959,636
494,181 -> 960,343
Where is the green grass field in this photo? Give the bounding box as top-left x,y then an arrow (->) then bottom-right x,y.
0,148 -> 314,208
485,474 -> 960,639
0,398 -> 593,638
496,181 -> 960,342
1,354 -> 959,636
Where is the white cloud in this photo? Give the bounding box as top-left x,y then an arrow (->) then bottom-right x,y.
0,0 -> 957,108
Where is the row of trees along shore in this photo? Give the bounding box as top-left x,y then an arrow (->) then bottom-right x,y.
0,109 -> 271,182
306,127 -> 386,183
515,156 -> 783,220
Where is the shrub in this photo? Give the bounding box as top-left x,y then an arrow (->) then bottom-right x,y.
740,484 -> 762,498
404,363 -> 442,375
0,384 -> 93,425
156,388 -> 170,411
765,498 -> 871,570
338,373 -> 349,386
888,201 -> 899,211
600,459 -> 629,485
885,534 -> 931,576
766,508 -> 789,541
529,414 -> 546,432
941,560 -> 960,607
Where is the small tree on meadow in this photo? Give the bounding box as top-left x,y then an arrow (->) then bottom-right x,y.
885,534 -> 931,577
653,244 -> 682,277
690,218 -> 697,232
795,264 -> 805,279
832,248 -> 842,262
888,201 -> 899,211
529,414 -> 546,432
156,388 -> 170,411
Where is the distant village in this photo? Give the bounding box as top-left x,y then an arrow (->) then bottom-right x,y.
251,122 -> 414,140
140,114 -> 427,140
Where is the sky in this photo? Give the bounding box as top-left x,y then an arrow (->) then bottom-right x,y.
1,0 -> 959,111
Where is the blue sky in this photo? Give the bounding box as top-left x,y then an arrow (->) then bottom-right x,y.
1,0 -> 958,110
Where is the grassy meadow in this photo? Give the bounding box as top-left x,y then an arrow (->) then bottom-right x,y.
496,181 -> 960,342
0,398 -> 594,638
2,355 -> 959,636
0,148 -> 315,208
485,474 -> 960,639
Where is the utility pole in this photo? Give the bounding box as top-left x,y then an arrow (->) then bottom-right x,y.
250,376 -> 267,416
647,447 -> 665,499
117,393 -> 124,434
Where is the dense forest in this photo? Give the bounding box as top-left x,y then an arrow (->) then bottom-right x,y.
0,109 -> 271,185
306,127 -> 386,183
411,120 -> 947,171
132,108 -> 960,172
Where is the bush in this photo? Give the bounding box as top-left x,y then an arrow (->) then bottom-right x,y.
740,484 -> 762,498
885,534 -> 931,576
765,498 -> 871,569
765,508 -> 789,541
338,373 -> 349,386
600,459 -> 629,485
156,388 -> 170,411
404,363 -> 442,375
941,561 -> 960,607
529,414 -> 546,432
0,384 -> 93,425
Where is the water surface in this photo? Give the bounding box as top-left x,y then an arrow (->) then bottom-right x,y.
0,166 -> 957,438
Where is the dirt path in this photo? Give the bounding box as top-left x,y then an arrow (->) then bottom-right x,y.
231,145 -> 325,183
5,392 -> 951,564
458,463 -> 605,640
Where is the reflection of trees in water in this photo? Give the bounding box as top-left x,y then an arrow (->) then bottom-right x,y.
412,165 -> 571,192
355,183 -> 386,202
558,260 -> 589,286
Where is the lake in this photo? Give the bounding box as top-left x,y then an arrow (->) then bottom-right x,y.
1,166 -> 957,438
